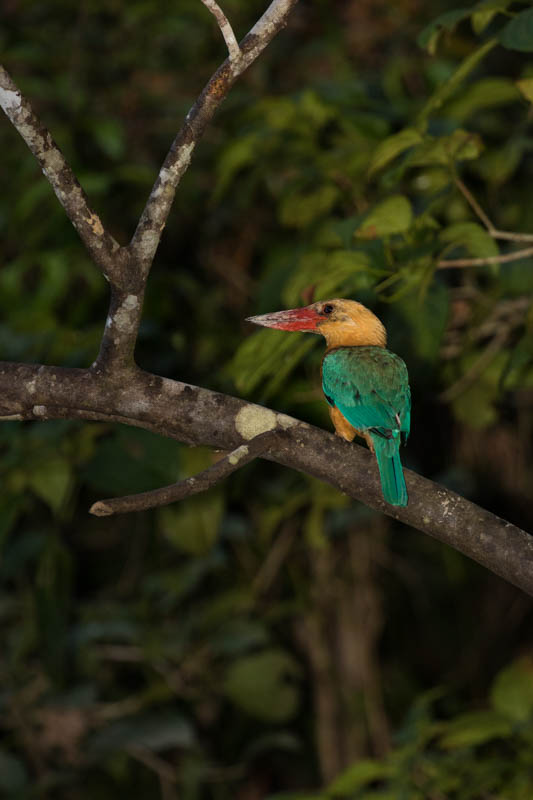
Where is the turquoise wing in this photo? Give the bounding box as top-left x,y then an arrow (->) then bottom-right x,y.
323,346 -> 410,506
322,346 -> 410,438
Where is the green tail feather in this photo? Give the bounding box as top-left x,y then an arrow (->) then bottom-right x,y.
372,436 -> 408,507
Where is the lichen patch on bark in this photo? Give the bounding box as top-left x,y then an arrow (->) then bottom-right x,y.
276,413 -> 297,430
85,212 -> 104,236
228,444 -> 249,465
0,86 -> 22,113
235,405 -> 277,439
113,294 -> 139,332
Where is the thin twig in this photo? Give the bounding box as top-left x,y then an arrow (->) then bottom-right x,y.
438,245 -> 533,269
0,65 -> 125,284
90,430 -> 278,515
453,176 -> 493,231
126,745 -> 178,800
454,175 -> 533,243
127,744 -> 177,783
128,0 -> 299,272
201,0 -> 241,61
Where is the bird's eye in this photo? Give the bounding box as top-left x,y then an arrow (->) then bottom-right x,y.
322,304 -> 334,315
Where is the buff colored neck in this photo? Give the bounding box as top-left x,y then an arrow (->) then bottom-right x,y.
322,317 -> 387,351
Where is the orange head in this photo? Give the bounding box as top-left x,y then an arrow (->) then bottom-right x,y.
246,298 -> 387,349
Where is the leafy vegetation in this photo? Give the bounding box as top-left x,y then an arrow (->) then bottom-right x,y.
1,0 -> 533,798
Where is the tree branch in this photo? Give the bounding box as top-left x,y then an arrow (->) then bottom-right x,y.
128,0 -> 299,272
1,2 -> 299,373
0,65 -> 127,285
438,245 -> 533,269
1,361 -> 532,597
89,430 -> 277,515
201,0 -> 242,62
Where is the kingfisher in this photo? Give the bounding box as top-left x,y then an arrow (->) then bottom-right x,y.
246,299 -> 411,506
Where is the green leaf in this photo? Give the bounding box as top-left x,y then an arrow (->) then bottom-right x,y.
223,649 -> 301,722
368,128 -> 424,175
254,96 -> 297,130
409,129 -> 483,167
210,619 -> 269,657
0,495 -> 24,554
500,333 -> 533,389
327,759 -> 390,795
490,658 -> 533,722
72,618 -> 138,645
83,428 -> 180,495
471,0 -> 513,35
417,39 -> 498,123
158,449 -> 223,555
399,283 -> 449,363
472,0 -> 513,36
516,77 -> 533,103
444,78 -> 520,121
314,217 -> 360,249
89,712 -> 195,755
501,8 -> 533,52
474,139 -> 524,184
92,118 -> 125,160
243,731 -> 301,760
451,380 -> 499,428
230,328 -> 312,394
439,710 -> 512,748
356,195 -> 412,237
158,494 -> 223,556
299,89 -> 335,127
440,222 -> 499,259
213,132 -> 260,200
279,185 -> 340,229
471,9 -> 495,34
418,8 -> 473,53
283,249 -> 374,307
27,456 -> 72,513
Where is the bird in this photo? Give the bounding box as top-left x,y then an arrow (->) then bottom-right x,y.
246,298 -> 411,506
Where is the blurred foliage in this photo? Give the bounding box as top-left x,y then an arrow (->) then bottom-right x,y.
2,0 -> 533,798
274,658 -> 533,799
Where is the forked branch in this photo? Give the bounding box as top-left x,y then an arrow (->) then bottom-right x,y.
438,175 -> 533,268
0,1 -> 299,371
454,175 -> 533,244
